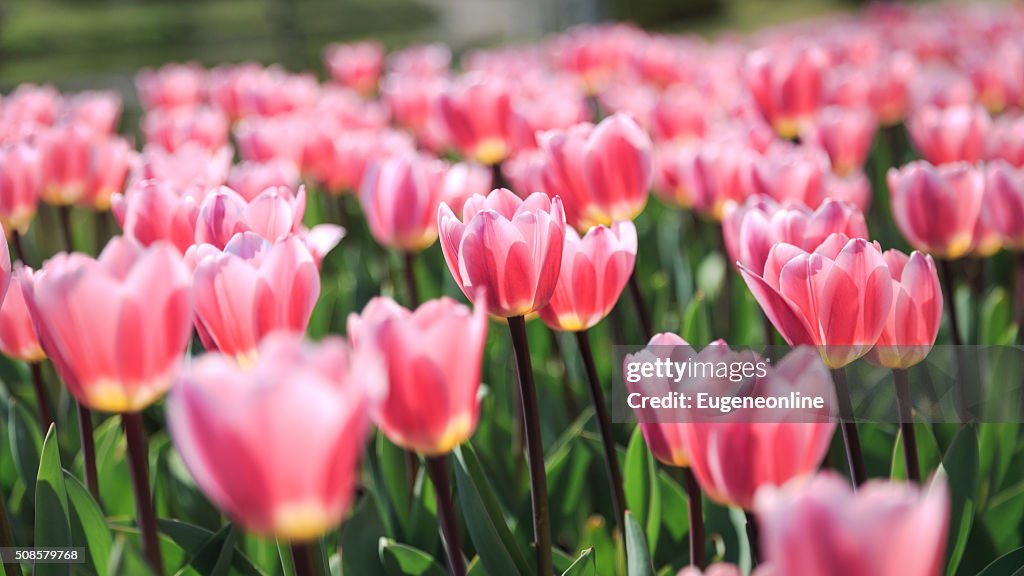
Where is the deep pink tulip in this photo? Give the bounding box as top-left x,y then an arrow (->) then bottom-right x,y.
135,62 -> 207,111
539,220 -> 637,331
867,250 -> 942,369
744,44 -> 829,138
437,74 -> 516,165
190,233 -> 320,366
438,189 -> 565,318
360,153 -> 449,252
0,142 -> 42,235
314,129 -> 414,195
167,332 -> 384,541
348,296 -> 487,455
682,345 -> 836,510
227,160 -> 301,202
802,106 -> 877,176
20,237 -> 191,412
194,186 -> 344,264
907,105 -> 990,165
112,179 -> 204,254
723,197 -> 868,277
324,41 -> 385,96
538,113 -> 652,229
888,161 -> 984,259
135,143 -> 233,191
738,233 -> 893,368
0,267 -> 44,363
984,161 -> 1024,249
756,472 -> 949,576
625,332 -> 694,467
142,107 -> 230,153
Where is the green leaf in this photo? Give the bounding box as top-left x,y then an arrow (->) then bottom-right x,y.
35,424 -> 71,576
157,519 -> 265,576
561,547 -> 596,576
109,534 -> 154,576
341,497 -> 389,575
696,252 -> 726,300
624,511 -> 653,576
453,444 -> 535,576
890,421 -> 941,482
378,538 -> 447,576
623,427 -> 661,556
980,288 -> 1018,345
938,426 -> 979,576
378,433 -> 412,535
186,524 -> 239,576
9,401 -> 42,493
974,546 -> 1024,576
681,294 -> 711,346
64,471 -> 112,576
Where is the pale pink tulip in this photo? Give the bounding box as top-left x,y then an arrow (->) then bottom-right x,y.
907,105 -> 989,165
744,44 -> 829,138
136,63 -> 207,111
0,267 -> 44,363
983,160 -> 1024,249
112,179 -> 204,254
888,161 -> 984,259
802,106 -> 877,176
360,153 -> 449,252
227,160 -> 301,202
135,143 -> 233,191
324,41 -> 385,96
142,107 -> 230,153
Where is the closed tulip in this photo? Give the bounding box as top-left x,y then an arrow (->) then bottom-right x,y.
135,143 -> 233,191
0,267 -> 43,363
438,188 -> 565,318
748,143 -> 830,209
190,233 -> 320,366
348,296 -> 487,455
676,565 -> 743,576
756,472 -> 949,576
142,107 -> 230,153
888,161 -> 984,259
539,220 -> 637,331
20,237 -> 191,412
983,161 -> 1024,249
112,179 -> 204,254
907,105 -> 989,165
324,41 -> 385,96
744,44 -> 829,138
135,63 -> 207,111
360,153 -> 449,252
738,233 -> 893,368
867,250 -> 942,369
227,160 -> 301,203
167,333 -> 384,541
0,142 -> 42,235
234,115 -> 307,172
801,106 -> 877,176
538,114 -> 652,230
624,332 -> 695,467
437,74 -> 516,165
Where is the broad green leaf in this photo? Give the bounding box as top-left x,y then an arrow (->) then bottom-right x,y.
9,401 -> 42,493
64,471 -> 112,576
891,421 -> 941,482
681,294 -> 711,346
974,546 -> 1024,576
378,538 -> 446,576
453,444 -> 534,576
34,424 -> 71,576
981,481 -> 1024,552
624,427 -> 661,556
561,547 -> 596,576
341,497 -> 388,575
186,524 -> 238,576
624,511 -> 653,576
156,519 -> 265,576
938,426 -> 979,576
93,416 -> 133,517
980,288 -> 1018,345
108,535 -> 154,576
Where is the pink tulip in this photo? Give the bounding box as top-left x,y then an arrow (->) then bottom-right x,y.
142,107 -> 230,153
723,197 -> 868,277
509,73 -> 590,152
348,296 -> 487,454
381,74 -> 447,141
388,43 -> 451,77
234,115 -> 307,172
135,63 -> 207,111
0,84 -> 61,131
539,220 -> 637,331
37,126 -> 94,205
802,106 -> 877,176
744,44 -> 829,138
314,129 -> 414,195
227,160 -> 301,202
749,143 -> 831,209
360,153 -> 449,252
551,24 -> 639,94
668,137 -> 762,221
907,105 -> 990,165
442,161 -> 493,216
135,143 -> 233,191
738,233 -> 893,368
167,332 -> 384,541
625,332 -> 694,467
984,161 -> 1024,249
964,42 -> 1024,114
539,113 -> 652,229
867,250 -> 942,369
676,565 -> 743,576
437,74 -> 516,165
0,267 -> 44,363
83,136 -> 135,211
650,86 -> 711,143
985,113 -> 1024,168
888,161 -> 984,259
112,179 -> 204,254
756,472 -> 949,576
20,237 -> 191,412
0,142 -> 42,235
824,171 -> 871,213
64,91 -> 122,137
190,233 -> 320,365
324,41 -> 385,96
438,189 -> 565,318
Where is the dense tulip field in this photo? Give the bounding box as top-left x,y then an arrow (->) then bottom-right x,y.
3,1 -> 1024,575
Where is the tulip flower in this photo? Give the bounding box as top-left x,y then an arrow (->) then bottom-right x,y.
348,296 -> 487,454
388,42 -> 451,77
649,86 -> 711,143
190,233 -> 320,366
227,160 -> 301,202
723,197 -> 868,277
744,44 -> 829,138
0,267 -> 44,364
142,107 -> 230,153
906,105 -> 989,165
624,332 -> 695,468
983,161 -> 1024,249
234,115 -> 307,172
888,161 -> 984,260
865,250 -> 943,370
438,188 -> 565,317
756,472 -> 949,576
748,143 -> 830,209
65,91 -> 122,137
324,41 -> 385,96
20,237 -> 191,412
538,113 -> 652,229
539,220 -> 637,331
801,106 -> 877,176
0,142 -> 42,236
738,233 -> 893,368
135,62 -> 207,111
135,143 -> 233,191
437,74 -> 516,165
313,128 -> 414,195
360,153 -> 450,253
82,136 -> 135,211
676,565 -> 745,576
167,332 -> 384,541
442,161 -> 492,216
985,114 -> 1024,168
112,178 -> 204,254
